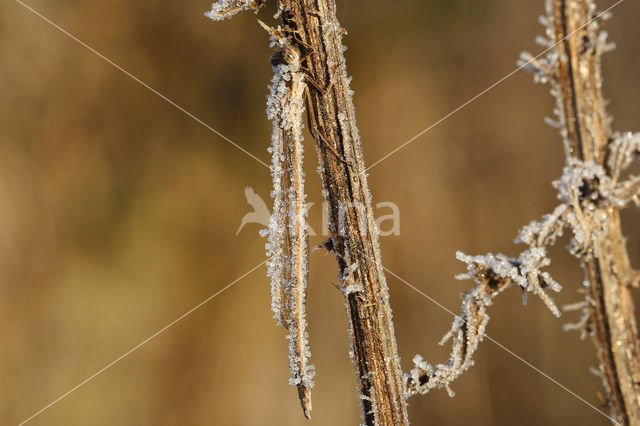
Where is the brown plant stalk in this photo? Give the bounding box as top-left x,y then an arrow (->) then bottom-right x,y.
271,1 -> 409,423
407,1 -> 640,424
206,0 -> 408,423
549,1 -> 640,422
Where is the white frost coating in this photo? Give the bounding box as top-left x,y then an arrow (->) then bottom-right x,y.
456,249 -> 562,317
563,299 -> 593,339
342,262 -> 359,279
550,159 -> 640,256
262,37 -> 314,411
519,0 -> 615,158
205,6 -> 313,417
409,0 -> 640,404
407,200 -> 569,397
553,159 -> 611,206
204,0 -> 264,21
517,204 -> 568,247
265,92 -> 289,325
406,278 -> 491,398
608,132 -> 640,182
321,9 -> 405,419
406,241 -> 564,397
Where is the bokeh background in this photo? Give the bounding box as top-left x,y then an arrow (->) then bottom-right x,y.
2,0 -> 640,425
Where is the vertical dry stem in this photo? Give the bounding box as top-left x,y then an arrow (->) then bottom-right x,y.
550,1 -> 640,423
405,3 -> 640,424
276,1 -> 409,424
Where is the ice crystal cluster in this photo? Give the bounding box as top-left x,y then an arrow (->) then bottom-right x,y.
406,0 -> 640,399
406,157 -> 640,398
518,0 -> 615,160
205,0 -> 265,21
406,215 -> 565,397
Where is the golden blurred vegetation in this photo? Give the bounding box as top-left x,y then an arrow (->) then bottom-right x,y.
2,0 -> 640,424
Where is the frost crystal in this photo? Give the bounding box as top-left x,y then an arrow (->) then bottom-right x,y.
608,132 -> 640,182
518,0 -> 616,159
204,0 -> 265,21
562,297 -> 593,340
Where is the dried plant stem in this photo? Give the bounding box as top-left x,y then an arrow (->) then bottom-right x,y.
550,2 -> 640,423
587,219 -> 640,424
207,0 -> 407,422
274,1 -> 409,423
405,2 -> 640,424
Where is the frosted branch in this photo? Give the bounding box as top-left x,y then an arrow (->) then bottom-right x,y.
406,238 -> 564,397
551,159 -> 638,257
406,4 -> 632,399
612,176 -> 640,209
519,2 -> 640,422
562,294 -> 594,340
517,204 -> 568,247
609,132 -> 640,182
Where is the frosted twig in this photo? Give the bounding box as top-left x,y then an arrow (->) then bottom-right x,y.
406,244 -> 563,397
517,204 -> 568,247
608,132 -> 640,182
405,274 -> 493,398
405,117 -> 640,400
205,0 -> 265,21
521,2 -> 640,422
562,295 -> 593,340
209,5 -> 315,416
612,175 -> 640,208
263,36 -> 314,418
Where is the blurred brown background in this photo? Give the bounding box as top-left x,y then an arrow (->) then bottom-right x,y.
2,0 -> 639,425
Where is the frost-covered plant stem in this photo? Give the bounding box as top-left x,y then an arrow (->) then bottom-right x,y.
547,1 -> 640,422
406,1 -> 640,424
274,1 -> 409,424
586,217 -> 640,424
264,41 -> 314,418
206,0 -> 408,423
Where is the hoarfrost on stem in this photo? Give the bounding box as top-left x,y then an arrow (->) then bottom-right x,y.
407,4 -> 640,418
206,1 -> 407,420
405,124 -> 640,400
406,244 -> 563,397
262,31 -> 315,419
406,191 -> 571,397
207,2 -> 315,416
